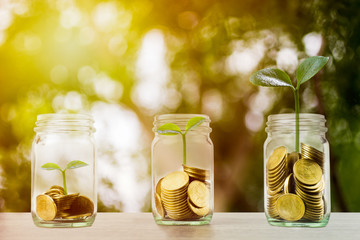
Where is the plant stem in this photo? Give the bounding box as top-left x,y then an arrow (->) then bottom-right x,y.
294,88 -> 300,153
62,170 -> 68,195
182,133 -> 186,165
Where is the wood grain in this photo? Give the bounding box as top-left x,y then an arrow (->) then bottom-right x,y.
1,213 -> 359,240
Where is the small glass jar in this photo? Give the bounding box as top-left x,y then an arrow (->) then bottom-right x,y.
31,114 -> 96,228
151,114 -> 214,225
264,113 -> 330,227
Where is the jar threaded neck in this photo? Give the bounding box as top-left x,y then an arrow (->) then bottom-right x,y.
34,113 -> 95,133
265,113 -> 327,133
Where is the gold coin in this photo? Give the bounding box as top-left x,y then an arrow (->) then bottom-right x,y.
62,213 -> 92,219
161,185 -> 188,196
161,171 -> 189,192
68,195 -> 94,215
293,159 -> 322,185
276,193 -> 305,221
54,193 -> 80,211
266,146 -> 287,171
36,194 -> 57,221
162,197 -> 188,208
187,197 -> 209,217
50,185 -> 65,191
156,178 -> 163,196
188,180 -> 210,208
154,193 -> 165,218
284,173 -> 295,194
183,165 -> 210,178
187,172 -> 208,181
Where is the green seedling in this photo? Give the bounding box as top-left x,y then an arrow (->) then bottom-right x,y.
41,160 -> 88,195
157,116 -> 206,165
250,56 -> 329,152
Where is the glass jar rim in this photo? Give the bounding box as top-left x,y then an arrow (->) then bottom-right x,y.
35,113 -> 95,133
267,113 -> 326,121
154,113 -> 210,121
266,113 -> 327,133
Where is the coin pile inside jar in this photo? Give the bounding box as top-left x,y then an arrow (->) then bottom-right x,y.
36,185 -> 94,221
266,144 -> 325,222
155,166 -> 211,220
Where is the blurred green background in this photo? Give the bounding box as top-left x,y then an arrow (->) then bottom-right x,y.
0,0 -> 359,212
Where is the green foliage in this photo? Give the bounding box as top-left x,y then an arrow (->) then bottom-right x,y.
250,56 -> 329,152
156,123 -> 182,135
41,163 -> 62,171
41,160 -> 88,195
65,160 -> 88,170
250,68 -> 294,89
296,56 -> 329,88
157,116 -> 206,165
185,117 -> 206,134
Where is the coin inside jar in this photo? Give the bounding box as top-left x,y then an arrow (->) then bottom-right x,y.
36,194 -> 57,221
154,193 -> 165,217
161,171 -> 189,191
188,180 -> 210,208
293,159 -> 322,185
276,193 -> 305,221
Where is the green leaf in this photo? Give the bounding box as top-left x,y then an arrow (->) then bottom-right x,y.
296,56 -> 329,88
250,68 -> 294,90
157,123 -> 182,135
185,117 -> 206,134
41,163 -> 62,171
65,160 -> 88,170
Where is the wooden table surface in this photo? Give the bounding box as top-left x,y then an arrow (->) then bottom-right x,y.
1,212 -> 360,240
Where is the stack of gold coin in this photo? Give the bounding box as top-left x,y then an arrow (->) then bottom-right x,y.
161,171 -> 194,220
301,143 -> 324,170
64,195 -> 94,219
182,165 -> 210,182
293,159 -> 324,221
44,185 -> 65,198
266,146 -> 287,196
53,193 -> 80,217
267,194 -> 281,219
37,185 -> 94,220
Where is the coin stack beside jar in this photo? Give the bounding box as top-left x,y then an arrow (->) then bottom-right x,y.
36,185 -> 94,221
266,144 -> 325,222
155,166 -> 211,221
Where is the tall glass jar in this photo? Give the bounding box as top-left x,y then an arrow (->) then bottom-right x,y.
151,114 -> 214,225
31,114 -> 96,228
264,113 -> 330,227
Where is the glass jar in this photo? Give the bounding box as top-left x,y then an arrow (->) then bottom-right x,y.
31,114 -> 96,228
151,114 -> 214,225
264,113 -> 330,227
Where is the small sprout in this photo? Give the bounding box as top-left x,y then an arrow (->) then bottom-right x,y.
157,116 -> 206,165
41,160 -> 88,195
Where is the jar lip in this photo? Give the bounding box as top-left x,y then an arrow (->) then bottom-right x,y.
154,113 -> 210,121
266,113 -> 327,133
37,113 -> 94,122
35,113 -> 95,133
268,113 -> 326,121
